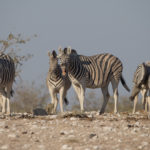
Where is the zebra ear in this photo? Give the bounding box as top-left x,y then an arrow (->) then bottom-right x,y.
48,51 -> 51,57
58,47 -> 63,54
67,46 -> 72,54
52,50 -> 57,58
64,47 -> 68,54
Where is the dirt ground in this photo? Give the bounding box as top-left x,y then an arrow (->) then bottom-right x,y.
0,111 -> 150,150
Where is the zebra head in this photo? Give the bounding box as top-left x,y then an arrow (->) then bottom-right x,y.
57,46 -> 77,76
48,50 -> 58,72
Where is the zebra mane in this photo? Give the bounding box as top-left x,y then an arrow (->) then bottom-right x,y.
63,47 -> 77,55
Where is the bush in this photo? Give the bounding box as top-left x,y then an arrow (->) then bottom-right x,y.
11,81 -> 49,113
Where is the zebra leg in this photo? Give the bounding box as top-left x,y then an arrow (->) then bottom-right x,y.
147,95 -> 150,118
6,97 -> 10,115
147,90 -> 150,112
1,89 -> 6,114
141,89 -> 147,112
49,89 -> 57,114
80,86 -> 85,113
6,90 -> 11,115
53,94 -> 58,113
133,95 -> 138,114
72,84 -> 85,112
111,79 -> 119,114
100,85 -> 110,115
2,95 -> 6,114
63,90 -> 69,105
59,87 -> 65,113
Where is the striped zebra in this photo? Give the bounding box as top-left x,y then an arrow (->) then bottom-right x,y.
46,50 -> 71,113
0,52 -> 15,114
130,62 -> 150,114
58,47 -> 130,114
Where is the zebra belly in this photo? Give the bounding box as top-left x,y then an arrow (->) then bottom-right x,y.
86,84 -> 101,89
69,74 -> 102,89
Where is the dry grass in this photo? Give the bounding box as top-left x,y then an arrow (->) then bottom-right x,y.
9,83 -> 144,114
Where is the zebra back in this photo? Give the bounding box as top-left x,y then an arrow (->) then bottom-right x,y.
133,62 -> 150,87
81,53 -> 122,87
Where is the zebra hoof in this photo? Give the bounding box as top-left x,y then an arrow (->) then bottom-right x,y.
114,111 -> 118,114
81,110 -> 85,113
6,112 -> 11,116
99,111 -> 104,115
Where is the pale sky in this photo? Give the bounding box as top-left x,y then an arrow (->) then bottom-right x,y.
0,0 -> 150,96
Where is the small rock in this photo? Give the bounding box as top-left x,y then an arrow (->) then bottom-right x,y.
0,122 -> 5,127
61,144 -> 72,150
138,145 -> 143,149
1,145 -> 8,150
142,141 -> 148,146
72,122 -> 77,126
31,125 -> 38,129
60,131 -> 68,135
33,108 -> 48,116
0,128 -> 5,132
50,115 -> 57,119
67,135 -> 75,138
38,145 -> 45,149
8,133 -> 17,138
70,117 -> 77,121
41,126 -> 47,130
103,126 -> 112,132
93,146 -> 99,150
89,133 -> 97,139
22,144 -> 30,149
135,122 -> 140,127
104,137 -> 108,140
35,139 -> 40,142
22,131 -> 28,134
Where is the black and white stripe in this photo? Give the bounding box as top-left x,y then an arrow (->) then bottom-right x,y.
58,47 -> 130,114
0,52 -> 15,114
46,50 -> 71,113
130,62 -> 150,114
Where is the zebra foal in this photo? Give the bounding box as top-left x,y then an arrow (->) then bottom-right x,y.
0,52 -> 15,114
130,62 -> 150,114
46,50 -> 71,113
58,47 -> 130,114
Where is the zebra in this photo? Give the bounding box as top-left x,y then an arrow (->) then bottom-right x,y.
0,52 -> 15,114
130,62 -> 150,114
58,47 -> 130,114
46,50 -> 71,113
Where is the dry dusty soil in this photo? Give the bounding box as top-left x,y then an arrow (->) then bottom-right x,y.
0,111 -> 150,150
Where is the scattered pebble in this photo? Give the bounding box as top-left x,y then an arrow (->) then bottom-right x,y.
0,145 -> 8,150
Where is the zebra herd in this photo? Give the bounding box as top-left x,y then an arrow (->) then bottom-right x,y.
0,47 -> 150,115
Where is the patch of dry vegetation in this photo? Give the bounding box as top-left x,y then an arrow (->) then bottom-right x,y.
11,81 -> 49,113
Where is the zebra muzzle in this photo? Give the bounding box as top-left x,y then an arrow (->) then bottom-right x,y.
62,67 -> 66,76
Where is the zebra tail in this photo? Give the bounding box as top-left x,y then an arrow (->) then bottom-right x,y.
120,75 -> 130,92
64,97 -> 69,105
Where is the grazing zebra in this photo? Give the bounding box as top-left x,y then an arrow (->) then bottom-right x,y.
46,50 -> 71,113
58,47 -> 130,114
130,62 -> 150,114
0,52 -> 15,114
